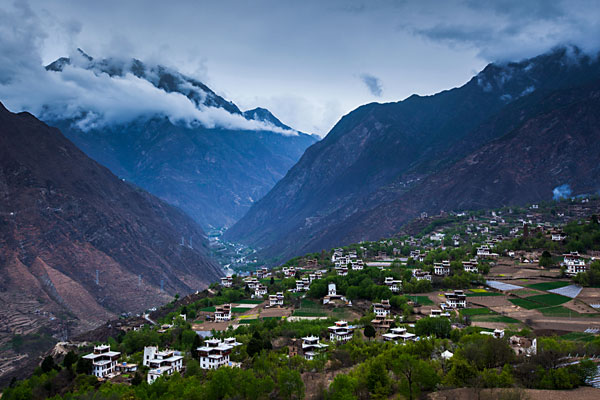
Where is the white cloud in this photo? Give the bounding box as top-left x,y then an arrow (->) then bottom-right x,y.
0,2 -> 297,136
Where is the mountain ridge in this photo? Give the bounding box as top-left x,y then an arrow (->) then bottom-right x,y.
225,47 -> 600,261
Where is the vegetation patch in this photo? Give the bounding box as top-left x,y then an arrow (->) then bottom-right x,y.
408,295 -> 434,305
526,281 -> 571,291
231,307 -> 249,313
472,315 -> 520,324
460,308 -> 493,316
508,298 -> 545,309
525,293 -> 571,306
292,310 -> 327,317
198,306 -> 216,312
561,332 -> 597,342
466,292 -> 502,297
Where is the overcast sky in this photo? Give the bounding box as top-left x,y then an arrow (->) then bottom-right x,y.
1,0 -> 599,136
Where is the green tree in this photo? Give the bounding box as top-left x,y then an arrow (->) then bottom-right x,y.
63,351 -> 78,369
277,367 -> 304,400
41,355 -> 56,373
363,325 -> 376,341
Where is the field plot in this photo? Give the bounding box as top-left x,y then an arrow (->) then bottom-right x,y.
526,281 -> 571,291
486,281 -> 523,291
548,284 -> 583,298
408,295 -> 434,305
526,294 -> 571,306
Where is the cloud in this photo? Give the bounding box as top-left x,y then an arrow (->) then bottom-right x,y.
0,2 -> 296,136
359,73 -> 383,97
553,184 -> 572,200
405,0 -> 600,61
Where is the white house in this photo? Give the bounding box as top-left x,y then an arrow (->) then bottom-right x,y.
82,345 -> 121,378
328,321 -> 354,342
462,260 -> 479,274
323,283 -> 347,304
563,252 -> 588,276
197,338 -> 241,370
269,292 -> 284,307
373,300 -> 391,317
220,275 -> 233,288
143,347 -> 184,384
214,304 -> 232,322
301,336 -> 328,360
434,261 -> 451,276
412,269 -> 432,281
445,290 -> 467,309
384,277 -> 402,293
382,327 -> 416,343
254,284 -> 267,298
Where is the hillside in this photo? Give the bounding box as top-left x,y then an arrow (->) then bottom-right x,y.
0,102 -> 222,382
226,47 -> 600,261
44,51 -> 318,229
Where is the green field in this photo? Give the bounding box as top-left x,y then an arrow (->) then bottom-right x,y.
561,332 -> 597,342
460,308 -> 493,316
292,311 -> 327,317
238,319 -> 259,324
409,296 -> 434,305
237,299 -> 266,304
231,307 -> 250,313
473,315 -> 520,324
508,298 -> 545,309
466,292 -> 503,297
198,306 -> 216,312
526,281 -> 571,291
526,293 -> 571,306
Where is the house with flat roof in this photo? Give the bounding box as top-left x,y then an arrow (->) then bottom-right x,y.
214,304 -> 232,322
197,337 -> 241,370
269,292 -> 284,307
82,345 -> 121,378
143,347 -> 184,384
444,290 -> 467,309
328,321 -> 354,342
301,336 -> 328,360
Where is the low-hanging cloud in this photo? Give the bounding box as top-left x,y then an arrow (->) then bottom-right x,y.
360,73 -> 383,97
553,184 -> 572,200
0,2 -> 297,136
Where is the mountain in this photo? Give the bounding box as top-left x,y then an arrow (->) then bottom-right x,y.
44,51 -> 318,229
226,47 -> 600,261
0,102 -> 221,380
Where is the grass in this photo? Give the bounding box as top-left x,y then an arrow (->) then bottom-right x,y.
466,292 -> 503,297
198,306 -> 216,312
231,307 -> 249,313
409,296 -> 434,305
526,281 -> 571,291
262,316 -> 282,321
238,319 -> 259,324
460,308 -> 493,316
260,278 -> 281,285
473,315 -> 520,324
292,310 -> 327,317
508,298 -> 545,309
539,306 -> 578,317
470,288 -> 489,293
237,299 -> 265,304
561,332 -> 597,342
525,293 -> 571,306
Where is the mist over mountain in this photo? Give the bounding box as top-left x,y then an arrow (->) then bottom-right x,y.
39,51 -> 318,229
226,47 -> 600,261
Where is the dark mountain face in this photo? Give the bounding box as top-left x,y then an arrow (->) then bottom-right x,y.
43,51 -> 318,229
226,47 -> 600,261
0,101 -> 221,352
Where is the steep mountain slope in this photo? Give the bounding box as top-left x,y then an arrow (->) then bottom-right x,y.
0,102 -> 221,378
226,47 -> 600,260
44,51 -> 318,229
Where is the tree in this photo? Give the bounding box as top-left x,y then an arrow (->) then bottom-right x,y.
63,351 -> 78,369
415,317 -> 451,338
539,251 -> 553,267
76,358 -> 93,375
363,325 -> 376,341
392,354 -> 438,400
277,367 -> 304,400
41,355 -> 57,373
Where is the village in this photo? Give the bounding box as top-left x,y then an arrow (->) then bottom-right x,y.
7,198 -> 600,398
